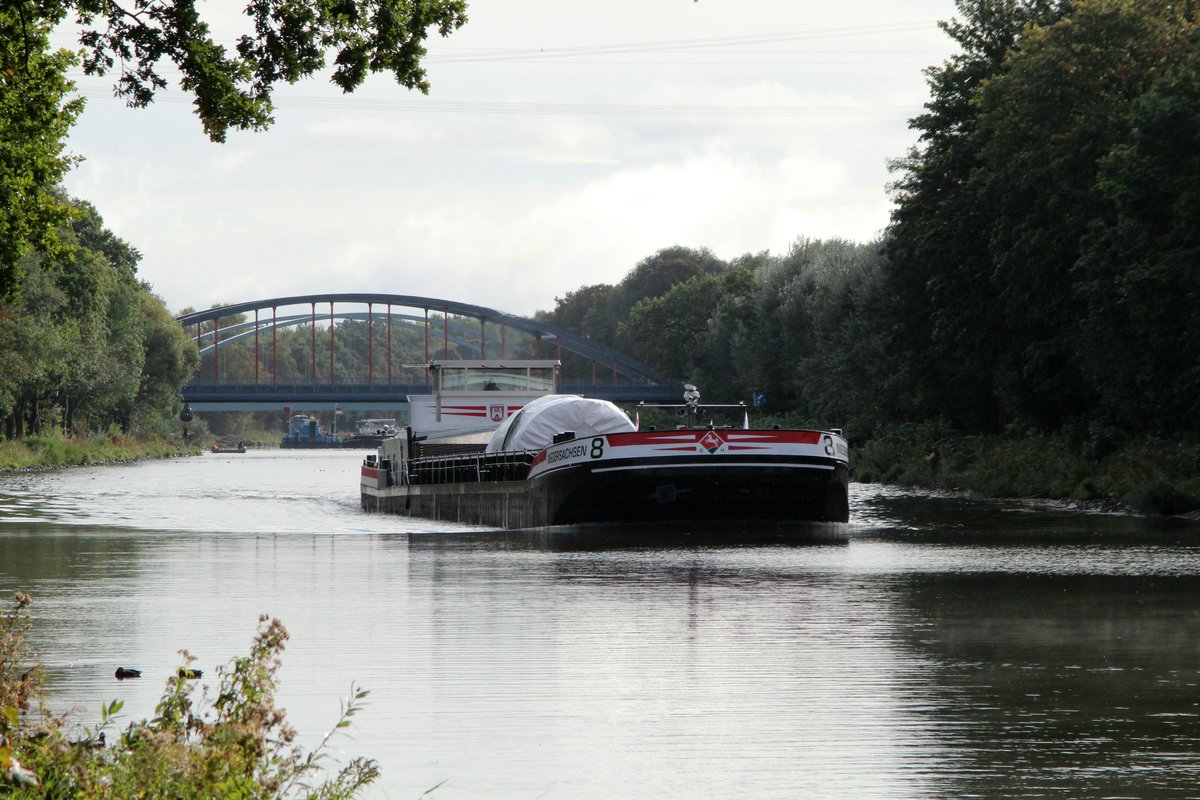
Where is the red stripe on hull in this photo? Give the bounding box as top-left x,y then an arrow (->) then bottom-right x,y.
608,430 -> 822,447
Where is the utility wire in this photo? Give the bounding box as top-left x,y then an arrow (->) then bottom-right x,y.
423,21 -> 941,63
73,85 -> 919,118
61,19 -> 943,119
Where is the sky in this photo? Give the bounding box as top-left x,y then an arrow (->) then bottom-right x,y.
55,1 -> 962,319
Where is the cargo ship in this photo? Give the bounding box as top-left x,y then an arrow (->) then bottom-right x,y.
359,361 -> 849,529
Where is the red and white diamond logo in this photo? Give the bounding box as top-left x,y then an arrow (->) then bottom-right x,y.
489,404 -> 505,423
698,430 -> 725,454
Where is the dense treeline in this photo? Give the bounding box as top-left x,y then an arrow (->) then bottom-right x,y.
2,6 -> 198,444
536,241 -> 896,431
0,197 -> 197,440
889,0 -> 1200,440
540,0 -> 1200,452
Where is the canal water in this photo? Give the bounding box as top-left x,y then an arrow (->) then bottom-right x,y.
1,450 -> 1198,799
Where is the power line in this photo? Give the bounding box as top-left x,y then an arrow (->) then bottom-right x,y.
51,19 -> 945,63
423,21 -> 942,63
73,85 -> 919,118
60,18 -> 944,119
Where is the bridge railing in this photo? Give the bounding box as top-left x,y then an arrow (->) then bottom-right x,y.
182,381 -> 683,404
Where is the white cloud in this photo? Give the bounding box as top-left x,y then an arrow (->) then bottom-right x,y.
59,0 -> 961,317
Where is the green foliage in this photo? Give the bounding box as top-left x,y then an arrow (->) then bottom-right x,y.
1,595 -> 378,798
536,283 -> 621,346
1123,477 -> 1200,516
853,422 -> 1200,512
0,199 -> 199,439
755,238 -> 900,427
538,238 -> 898,430
535,245 -> 732,382
970,0 -> 1183,429
0,5 -> 85,300
853,421 -> 961,487
885,0 -> 1074,431
136,291 -> 199,421
618,271 -> 746,378
884,0 -> 1200,438
615,245 -> 727,317
63,0 -> 469,142
1077,40 -> 1200,428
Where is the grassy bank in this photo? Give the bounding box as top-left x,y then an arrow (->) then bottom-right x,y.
0,431 -> 203,471
208,425 -> 280,449
853,422 -> 1200,516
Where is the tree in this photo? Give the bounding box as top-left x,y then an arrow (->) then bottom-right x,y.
969,0 -> 1189,430
1078,40 -> 1200,427
0,5 -> 84,300
0,256 -> 73,436
618,271 -> 744,380
67,0 -> 470,142
616,245 -> 726,317
694,253 -> 768,402
885,0 -> 1200,436
0,197 -> 198,437
781,240 -> 900,429
537,283 -> 620,346
885,0 -> 1072,431
2,0 -> 469,300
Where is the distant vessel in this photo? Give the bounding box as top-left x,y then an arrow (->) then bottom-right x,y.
359,361 -> 849,530
281,413 -> 340,449
341,418 -> 399,449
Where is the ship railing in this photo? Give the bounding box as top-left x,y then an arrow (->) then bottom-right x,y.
405,449 -> 536,485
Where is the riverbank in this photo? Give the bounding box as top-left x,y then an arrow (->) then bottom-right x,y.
852,423 -> 1200,516
0,432 -> 203,471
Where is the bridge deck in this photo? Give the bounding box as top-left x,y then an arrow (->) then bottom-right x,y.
182,382 -> 682,407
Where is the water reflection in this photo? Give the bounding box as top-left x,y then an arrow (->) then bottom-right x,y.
398,535 -> 950,799
854,483 -> 1198,542
408,520 -> 850,551
890,572 -> 1200,798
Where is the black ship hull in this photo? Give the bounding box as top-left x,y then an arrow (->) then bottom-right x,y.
362,453 -> 848,529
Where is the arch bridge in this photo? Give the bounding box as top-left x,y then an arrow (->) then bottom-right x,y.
178,293 -> 680,411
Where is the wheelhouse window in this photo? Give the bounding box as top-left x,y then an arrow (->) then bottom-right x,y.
430,360 -> 560,394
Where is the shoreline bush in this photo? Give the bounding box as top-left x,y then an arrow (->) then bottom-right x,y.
852,425 -> 1200,516
1,592 -> 378,797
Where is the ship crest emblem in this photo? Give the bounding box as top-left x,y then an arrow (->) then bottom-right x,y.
489,404 -> 505,423
698,430 -> 725,454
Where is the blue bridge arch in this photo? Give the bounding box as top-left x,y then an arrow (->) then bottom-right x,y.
178,293 -> 681,410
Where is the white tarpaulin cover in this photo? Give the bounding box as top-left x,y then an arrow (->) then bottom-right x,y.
485,395 -> 635,452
